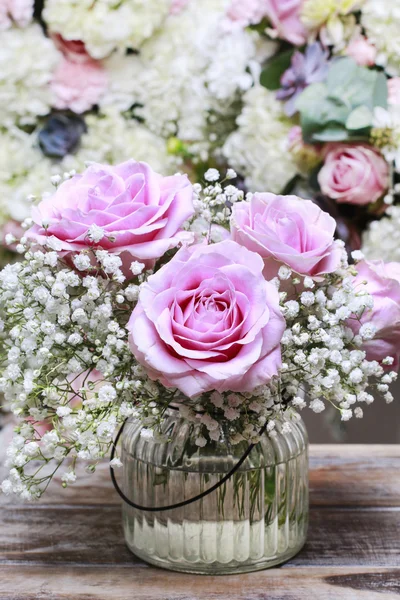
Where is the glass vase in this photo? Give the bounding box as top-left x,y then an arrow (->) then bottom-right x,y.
121,409 -> 309,574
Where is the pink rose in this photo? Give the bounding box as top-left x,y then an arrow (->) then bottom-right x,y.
0,0 -> 33,29
226,0 -> 269,28
348,260 -> 400,366
51,57 -> 108,113
388,78 -> 400,106
51,34 -> 90,64
128,240 -> 285,398
318,144 -> 389,206
345,37 -> 377,66
231,193 -> 342,279
169,0 -> 189,15
28,160 -> 194,267
265,0 -> 307,46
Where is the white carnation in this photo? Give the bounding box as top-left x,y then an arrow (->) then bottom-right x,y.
223,86 -> 297,192
0,24 -> 60,126
362,0 -> 400,76
43,0 -> 170,59
63,110 -> 179,176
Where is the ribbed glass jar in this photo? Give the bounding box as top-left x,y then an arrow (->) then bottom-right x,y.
121,410 -> 309,574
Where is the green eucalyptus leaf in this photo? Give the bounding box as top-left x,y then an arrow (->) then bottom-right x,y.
260,49 -> 295,91
373,71 -> 388,108
295,82 -> 328,111
311,125 -> 349,142
346,106 -> 373,130
327,57 -> 358,98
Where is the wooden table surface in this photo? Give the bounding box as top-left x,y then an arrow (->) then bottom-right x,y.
0,420 -> 399,600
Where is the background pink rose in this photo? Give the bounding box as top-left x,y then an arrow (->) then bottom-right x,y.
51,34 -> 90,64
318,144 -> 389,206
169,0 -> 190,15
28,160 -> 194,266
231,193 -> 342,279
265,0 -> 306,46
226,0 -> 269,28
0,0 -> 33,29
345,37 -> 377,66
348,261 -> 400,366
128,240 -> 285,398
51,57 -> 108,113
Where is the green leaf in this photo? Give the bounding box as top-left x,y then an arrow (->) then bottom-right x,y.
346,106 -> 373,130
260,49 -> 295,91
373,71 -> 388,108
295,82 -> 327,111
311,125 -> 349,142
327,57 -> 358,98
327,58 -> 384,110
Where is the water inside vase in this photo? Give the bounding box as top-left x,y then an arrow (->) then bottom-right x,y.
122,415 -> 308,574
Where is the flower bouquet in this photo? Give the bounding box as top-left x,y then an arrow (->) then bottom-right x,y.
1,159 -> 399,573
223,0 -> 400,257
5,0 -> 400,267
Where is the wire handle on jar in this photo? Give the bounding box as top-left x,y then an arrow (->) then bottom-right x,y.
110,418 -> 268,513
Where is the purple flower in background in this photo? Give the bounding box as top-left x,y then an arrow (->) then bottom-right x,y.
277,43 -> 329,116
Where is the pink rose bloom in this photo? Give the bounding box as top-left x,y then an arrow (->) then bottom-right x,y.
388,78 -> 400,106
347,260 -> 400,366
226,0 -> 268,28
0,0 -> 33,29
265,0 -> 307,46
345,37 -> 377,67
51,34 -> 91,64
51,57 -> 108,113
231,193 -> 342,279
28,160 -> 194,268
128,240 -> 285,398
169,0 -> 189,15
318,144 -> 389,206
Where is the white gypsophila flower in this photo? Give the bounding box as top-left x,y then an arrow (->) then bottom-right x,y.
130,262 -> 145,276
204,168 -> 220,182
351,250 -> 364,262
361,0 -> 400,76
223,86 -> 297,193
309,399 -> 325,413
278,265 -> 292,280
87,225 -> 105,244
0,24 -> 60,126
63,110 -> 180,177
43,0 -> 170,59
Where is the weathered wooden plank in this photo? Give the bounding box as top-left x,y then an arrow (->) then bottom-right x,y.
309,445 -> 400,507
0,505 -> 399,567
0,566 -> 399,600
1,434 -> 399,508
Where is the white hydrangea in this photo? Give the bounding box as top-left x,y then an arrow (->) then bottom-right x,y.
117,1 -> 270,158
362,0 -> 400,75
63,110 -> 180,177
362,205 -> 400,262
223,86 -> 297,192
0,128 -> 57,226
43,0 -> 171,59
0,24 -> 60,126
